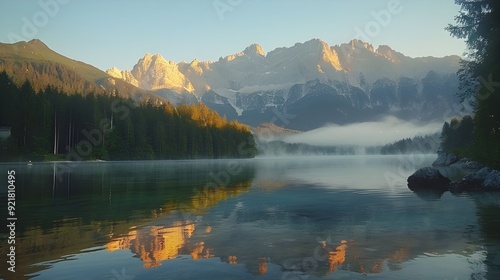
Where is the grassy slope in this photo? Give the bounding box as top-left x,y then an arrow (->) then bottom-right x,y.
0,39 -> 170,102
0,39 -> 107,81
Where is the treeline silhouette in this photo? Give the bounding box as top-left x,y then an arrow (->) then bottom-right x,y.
0,60 -> 104,95
0,71 -> 256,161
380,134 -> 439,155
445,0 -> 500,169
439,115 -> 474,155
438,114 -> 500,169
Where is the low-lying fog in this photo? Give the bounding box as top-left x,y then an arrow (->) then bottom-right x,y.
284,116 -> 442,147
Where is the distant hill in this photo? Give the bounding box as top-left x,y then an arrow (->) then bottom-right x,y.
0,39 -> 106,80
252,122 -> 300,141
0,39 -> 172,103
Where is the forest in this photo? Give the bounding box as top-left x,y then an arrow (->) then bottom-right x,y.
441,0 -> 500,169
380,134 -> 440,155
0,71 -> 256,161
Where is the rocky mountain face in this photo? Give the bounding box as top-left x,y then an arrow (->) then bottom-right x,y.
109,53 -> 195,92
107,39 -> 462,130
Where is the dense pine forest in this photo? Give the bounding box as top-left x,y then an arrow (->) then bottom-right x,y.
440,0 -> 500,169
0,60 -> 104,95
380,134 -> 440,155
0,71 -> 256,161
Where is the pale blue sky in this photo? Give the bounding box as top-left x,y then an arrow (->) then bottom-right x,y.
0,0 -> 466,71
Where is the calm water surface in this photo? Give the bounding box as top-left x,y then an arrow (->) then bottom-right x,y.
1,155 -> 500,279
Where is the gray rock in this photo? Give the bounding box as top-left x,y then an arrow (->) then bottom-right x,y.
407,167 -> 451,191
451,158 -> 485,170
479,168 -> 500,190
451,167 -> 500,192
432,152 -> 460,166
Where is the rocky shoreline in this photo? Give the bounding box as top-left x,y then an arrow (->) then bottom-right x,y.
408,153 -> 500,193
432,152 -> 485,170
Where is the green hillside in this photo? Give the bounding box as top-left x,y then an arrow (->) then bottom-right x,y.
0,39 -> 167,102
0,39 -> 107,81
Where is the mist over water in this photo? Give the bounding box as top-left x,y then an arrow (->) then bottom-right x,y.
284,116 -> 442,147
2,156 -> 495,280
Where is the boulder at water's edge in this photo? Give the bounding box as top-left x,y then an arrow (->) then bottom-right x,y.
407,167 -> 451,191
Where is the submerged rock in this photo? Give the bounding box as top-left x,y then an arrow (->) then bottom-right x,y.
407,167 -> 451,191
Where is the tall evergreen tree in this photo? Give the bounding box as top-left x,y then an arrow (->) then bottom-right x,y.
446,0 -> 500,168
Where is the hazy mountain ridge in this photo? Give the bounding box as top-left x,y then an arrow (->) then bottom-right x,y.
108,38 -> 461,130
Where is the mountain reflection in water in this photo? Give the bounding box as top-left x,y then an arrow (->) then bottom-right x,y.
0,155 -> 498,279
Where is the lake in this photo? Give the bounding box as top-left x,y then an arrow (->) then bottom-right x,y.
1,155 -> 500,279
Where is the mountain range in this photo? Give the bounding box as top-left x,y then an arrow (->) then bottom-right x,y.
0,39 -> 461,131
107,38 -> 461,130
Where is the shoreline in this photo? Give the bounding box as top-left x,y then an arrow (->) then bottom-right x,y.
0,153 -> 439,165
409,152 -> 500,193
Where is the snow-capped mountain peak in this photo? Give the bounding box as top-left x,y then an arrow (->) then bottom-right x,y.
107,38 -> 460,99
105,38 -> 461,131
